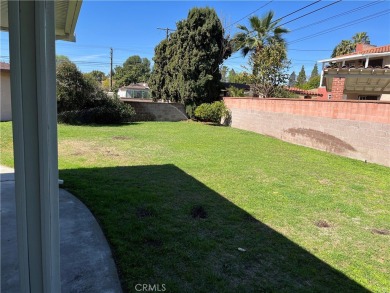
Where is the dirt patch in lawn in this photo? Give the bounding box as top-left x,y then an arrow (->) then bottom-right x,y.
371,228 -> 390,235
59,140 -> 124,159
315,220 -> 332,228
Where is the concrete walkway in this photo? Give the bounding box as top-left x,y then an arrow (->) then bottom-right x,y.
1,166 -> 122,293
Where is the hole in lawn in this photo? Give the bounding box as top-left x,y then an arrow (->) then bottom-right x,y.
371,228 -> 390,235
191,205 -> 208,219
112,136 -> 132,140
315,220 -> 331,228
136,207 -> 157,218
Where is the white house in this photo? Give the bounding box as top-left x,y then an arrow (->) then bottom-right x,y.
118,83 -> 150,99
0,62 -> 11,121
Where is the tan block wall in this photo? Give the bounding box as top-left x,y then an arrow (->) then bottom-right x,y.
123,101 -> 188,122
224,98 -> 390,167
0,71 -> 12,121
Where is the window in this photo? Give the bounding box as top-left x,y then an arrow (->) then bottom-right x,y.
358,95 -> 379,100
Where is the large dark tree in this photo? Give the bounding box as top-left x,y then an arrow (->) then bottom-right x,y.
150,7 -> 231,105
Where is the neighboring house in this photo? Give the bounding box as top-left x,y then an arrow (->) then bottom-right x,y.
285,87 -> 323,99
0,62 -> 11,121
118,83 -> 150,99
220,82 -> 251,97
317,43 -> 390,101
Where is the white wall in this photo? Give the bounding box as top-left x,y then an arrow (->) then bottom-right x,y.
0,71 -> 12,121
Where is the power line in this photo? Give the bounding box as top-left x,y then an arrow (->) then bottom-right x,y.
289,0 -> 385,33
271,0 -> 322,24
279,0 -> 342,26
226,0 -> 274,29
288,9 -> 390,44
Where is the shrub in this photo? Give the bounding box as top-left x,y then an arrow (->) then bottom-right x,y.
58,97 -> 135,125
194,101 -> 229,124
56,60 -> 135,124
227,86 -> 245,97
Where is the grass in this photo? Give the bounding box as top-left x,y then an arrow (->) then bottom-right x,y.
1,121 -> 389,292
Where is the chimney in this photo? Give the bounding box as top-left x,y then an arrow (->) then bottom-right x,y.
356,43 -> 376,53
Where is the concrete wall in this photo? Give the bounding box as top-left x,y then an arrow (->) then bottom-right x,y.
224,98 -> 390,167
1,71 -> 12,121
123,100 -> 188,122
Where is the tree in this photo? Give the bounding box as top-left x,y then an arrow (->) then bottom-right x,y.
56,55 -> 70,66
228,71 -> 253,84
149,39 -> 170,101
114,55 -> 151,90
228,69 -> 237,83
300,75 -> 320,90
84,70 -> 106,84
352,32 -> 370,44
288,71 -> 297,87
296,66 -> 307,87
331,32 -> 370,57
232,11 -> 289,57
310,64 -> 319,79
56,60 -> 134,124
331,40 -> 354,58
250,39 -> 290,98
149,7 -> 231,106
220,66 -> 229,82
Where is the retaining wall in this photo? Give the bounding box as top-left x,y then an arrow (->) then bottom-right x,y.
224,98 -> 390,167
123,100 -> 188,122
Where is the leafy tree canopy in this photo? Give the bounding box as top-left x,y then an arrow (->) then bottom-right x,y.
114,55 -> 151,90
250,39 -> 290,98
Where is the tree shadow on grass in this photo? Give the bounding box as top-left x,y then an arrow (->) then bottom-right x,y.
60,165 -> 369,293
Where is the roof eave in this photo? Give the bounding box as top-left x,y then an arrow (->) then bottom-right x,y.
318,52 -> 390,63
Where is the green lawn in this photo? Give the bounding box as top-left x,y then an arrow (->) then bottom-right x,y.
1,121 -> 389,292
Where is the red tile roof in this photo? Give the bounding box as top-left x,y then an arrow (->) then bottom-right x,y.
0,62 -> 10,71
286,87 -> 323,97
337,44 -> 390,57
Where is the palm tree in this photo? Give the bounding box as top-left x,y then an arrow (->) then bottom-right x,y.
232,11 -> 289,57
331,40 -> 355,58
331,32 -> 370,57
352,32 -> 370,44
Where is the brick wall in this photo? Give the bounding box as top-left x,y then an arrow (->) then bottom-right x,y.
224,98 -> 390,167
331,77 -> 346,100
123,100 -> 188,122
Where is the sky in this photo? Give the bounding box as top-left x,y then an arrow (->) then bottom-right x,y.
1,0 -> 389,76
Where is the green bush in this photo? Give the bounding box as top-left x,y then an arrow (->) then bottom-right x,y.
58,98 -> 135,125
194,101 -> 229,124
56,61 -> 135,124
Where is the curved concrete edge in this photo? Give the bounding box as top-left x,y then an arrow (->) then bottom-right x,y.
0,166 -> 123,293
59,188 -> 123,293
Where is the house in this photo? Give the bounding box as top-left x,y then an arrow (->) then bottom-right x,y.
317,43 -> 390,101
118,83 -> 150,99
0,62 -> 11,121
